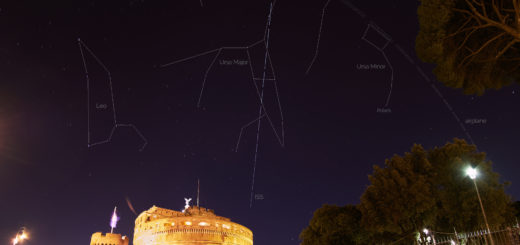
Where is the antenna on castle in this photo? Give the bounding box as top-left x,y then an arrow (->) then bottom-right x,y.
197,178 -> 200,207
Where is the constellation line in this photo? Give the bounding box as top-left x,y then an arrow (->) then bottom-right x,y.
250,2 -> 274,208
159,2 -> 284,207
340,0 -> 366,18
246,48 -> 285,148
305,0 -> 331,75
78,38 -> 148,151
235,113 -> 267,152
198,49 -> 222,108
160,44 -> 285,148
361,24 -> 394,108
338,1 -> 476,146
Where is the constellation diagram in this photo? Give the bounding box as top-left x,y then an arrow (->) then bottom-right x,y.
78,38 -> 148,151
306,0 -> 394,108
305,0 -> 476,146
361,23 -> 394,108
305,0 -> 331,75
161,2 -> 283,208
343,1 -> 475,145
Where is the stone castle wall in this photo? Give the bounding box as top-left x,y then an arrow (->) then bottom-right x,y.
133,206 -> 253,245
90,232 -> 130,245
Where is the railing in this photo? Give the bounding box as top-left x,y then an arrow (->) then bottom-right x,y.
428,226 -> 520,245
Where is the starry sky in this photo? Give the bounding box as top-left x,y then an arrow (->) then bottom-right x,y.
1,0 -> 519,244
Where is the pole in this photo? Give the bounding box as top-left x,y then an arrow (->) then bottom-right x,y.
473,179 -> 494,245
197,178 -> 200,208
454,227 -> 459,244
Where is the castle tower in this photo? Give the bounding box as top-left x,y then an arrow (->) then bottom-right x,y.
133,205 -> 253,245
90,232 -> 129,245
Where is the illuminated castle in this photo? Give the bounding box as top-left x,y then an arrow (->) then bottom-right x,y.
133,205 -> 253,245
90,232 -> 129,245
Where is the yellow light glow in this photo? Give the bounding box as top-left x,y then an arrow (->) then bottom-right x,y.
222,224 -> 231,229
171,222 -> 175,226
185,221 -> 192,226
198,222 -> 209,226
20,233 -> 27,240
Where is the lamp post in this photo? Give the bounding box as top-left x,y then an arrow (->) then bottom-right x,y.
466,167 -> 494,245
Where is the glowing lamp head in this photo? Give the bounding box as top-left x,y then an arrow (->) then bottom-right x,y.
423,228 -> 429,235
466,167 -> 477,180
12,237 -> 19,245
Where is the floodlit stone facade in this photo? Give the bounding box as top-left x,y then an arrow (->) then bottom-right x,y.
90,232 -> 129,245
133,205 -> 253,245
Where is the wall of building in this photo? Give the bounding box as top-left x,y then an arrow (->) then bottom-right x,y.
133,206 -> 253,245
90,232 -> 130,245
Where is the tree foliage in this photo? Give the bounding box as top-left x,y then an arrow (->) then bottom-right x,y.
514,201 -> 520,219
301,139 -> 515,245
416,0 -> 520,95
360,139 -> 514,236
300,204 -> 368,245
359,144 -> 435,238
428,139 -> 514,230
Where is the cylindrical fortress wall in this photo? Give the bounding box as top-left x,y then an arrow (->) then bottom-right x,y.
134,206 -> 253,245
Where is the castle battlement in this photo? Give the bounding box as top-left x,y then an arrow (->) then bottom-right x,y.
90,232 -> 129,245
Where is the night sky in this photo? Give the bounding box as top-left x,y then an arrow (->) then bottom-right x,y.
1,0 -> 519,244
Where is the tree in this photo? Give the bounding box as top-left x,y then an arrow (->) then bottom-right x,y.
300,204 -> 368,245
416,0 -> 520,95
428,139 -> 514,230
514,201 -> 520,220
302,139 -> 514,244
360,139 -> 514,237
359,144 -> 436,243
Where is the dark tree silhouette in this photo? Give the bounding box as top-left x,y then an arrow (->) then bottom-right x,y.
300,205 -> 369,245
416,0 -> 520,94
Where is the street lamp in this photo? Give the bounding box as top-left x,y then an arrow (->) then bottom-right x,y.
466,167 -> 494,245
12,228 -> 28,245
422,228 -> 436,245
466,167 -> 477,179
